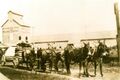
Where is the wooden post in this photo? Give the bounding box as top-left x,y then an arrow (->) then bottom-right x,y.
114,2 -> 120,65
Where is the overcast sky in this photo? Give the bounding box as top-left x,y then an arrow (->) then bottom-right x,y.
0,0 -> 118,35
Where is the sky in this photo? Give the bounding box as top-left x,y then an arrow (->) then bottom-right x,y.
0,0 -> 118,35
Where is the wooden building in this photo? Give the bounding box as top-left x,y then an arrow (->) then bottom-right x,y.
1,11 -> 31,46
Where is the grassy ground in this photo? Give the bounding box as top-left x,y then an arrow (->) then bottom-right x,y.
0,66 -> 73,80
0,67 -> 41,80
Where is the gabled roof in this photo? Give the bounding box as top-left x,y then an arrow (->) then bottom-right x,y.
1,19 -> 30,28
1,20 -> 9,28
13,19 -> 30,28
1,11 -> 30,28
8,11 -> 23,17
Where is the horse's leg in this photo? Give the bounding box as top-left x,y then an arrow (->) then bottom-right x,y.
54,58 -> 58,72
100,58 -> 103,77
26,61 -> 29,69
79,62 -> 82,77
84,59 -> 89,77
67,62 -> 71,74
60,58 -> 64,71
65,60 -> 71,74
37,58 -> 40,69
94,60 -> 97,76
85,60 -> 89,77
48,58 -> 52,72
29,60 -> 32,70
0,56 -> 2,64
41,58 -> 46,72
83,61 -> 86,76
26,58 -> 29,69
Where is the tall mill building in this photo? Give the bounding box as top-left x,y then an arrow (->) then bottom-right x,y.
1,11 -> 31,46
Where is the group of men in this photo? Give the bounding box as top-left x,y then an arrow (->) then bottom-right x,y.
21,45 -> 65,72
31,43 -> 75,73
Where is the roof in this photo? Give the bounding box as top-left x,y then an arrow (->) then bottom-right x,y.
8,11 -> 23,17
1,11 -> 30,28
13,19 -> 30,28
1,19 -> 30,28
1,20 -> 8,27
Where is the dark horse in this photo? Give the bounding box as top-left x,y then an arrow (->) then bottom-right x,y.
86,42 -> 109,77
63,43 -> 90,76
23,47 -> 37,70
73,43 -> 90,77
39,47 -> 64,73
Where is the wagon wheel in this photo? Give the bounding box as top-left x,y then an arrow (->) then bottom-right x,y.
28,58 -> 38,71
32,59 -> 38,70
57,61 -> 64,72
13,57 -> 19,68
86,60 -> 96,77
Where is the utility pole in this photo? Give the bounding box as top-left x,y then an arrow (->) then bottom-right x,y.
114,2 -> 120,65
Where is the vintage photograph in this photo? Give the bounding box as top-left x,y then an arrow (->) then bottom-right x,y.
0,0 -> 119,80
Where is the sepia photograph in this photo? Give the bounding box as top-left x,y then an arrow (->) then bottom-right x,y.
0,0 -> 120,80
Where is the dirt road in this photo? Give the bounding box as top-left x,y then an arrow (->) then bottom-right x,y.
0,65 -> 120,80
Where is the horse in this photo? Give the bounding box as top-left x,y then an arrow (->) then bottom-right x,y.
73,43 -> 90,77
62,43 -> 90,76
54,47 -> 64,73
86,42 -> 109,77
41,47 -> 64,73
20,47 -> 37,70
39,48 -> 54,72
63,44 -> 75,74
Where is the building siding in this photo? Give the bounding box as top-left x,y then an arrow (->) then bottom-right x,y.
2,11 -> 31,46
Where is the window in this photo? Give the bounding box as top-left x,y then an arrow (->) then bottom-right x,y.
19,36 -> 21,40
25,36 -> 28,41
25,36 -> 28,43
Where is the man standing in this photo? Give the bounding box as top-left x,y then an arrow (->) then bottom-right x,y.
37,48 -> 42,69
63,44 -> 74,74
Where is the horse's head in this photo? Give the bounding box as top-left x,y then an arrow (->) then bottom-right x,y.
65,44 -> 74,53
97,42 -> 109,57
83,42 -> 90,49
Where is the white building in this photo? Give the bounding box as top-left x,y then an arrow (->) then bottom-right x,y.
1,11 -> 31,46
